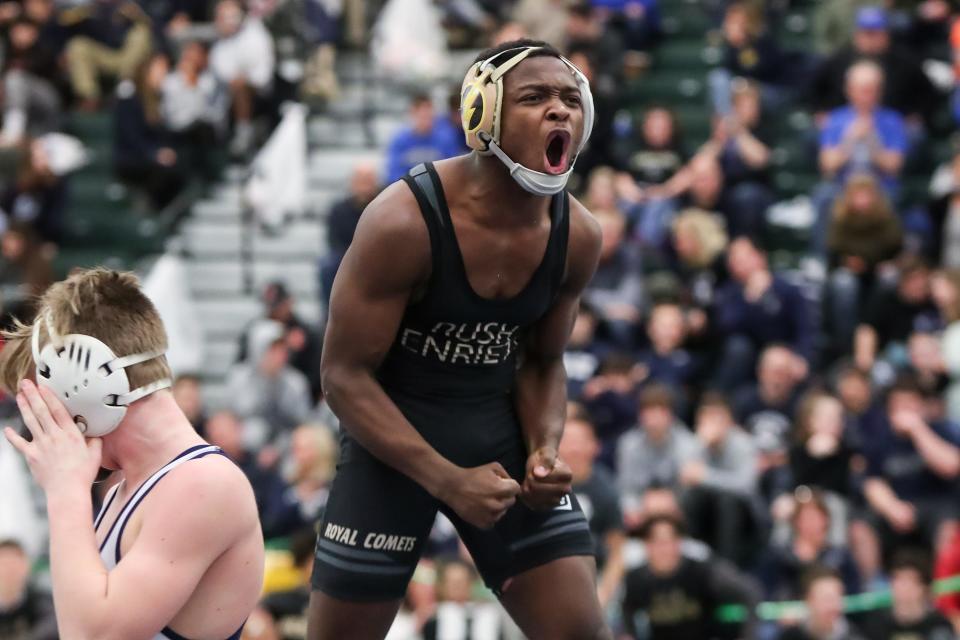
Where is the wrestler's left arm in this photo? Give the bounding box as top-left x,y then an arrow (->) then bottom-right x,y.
5,380 -> 259,640
514,198 -> 601,510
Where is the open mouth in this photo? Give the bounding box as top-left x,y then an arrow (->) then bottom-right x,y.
544,130 -> 571,175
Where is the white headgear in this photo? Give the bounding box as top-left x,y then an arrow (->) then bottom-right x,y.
460,45 -> 595,196
31,314 -> 171,437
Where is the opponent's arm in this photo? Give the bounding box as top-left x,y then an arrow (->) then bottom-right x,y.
321,184 -> 519,527
515,199 -> 602,509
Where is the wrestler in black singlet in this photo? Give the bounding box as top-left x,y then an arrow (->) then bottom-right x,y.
311,163 -> 594,601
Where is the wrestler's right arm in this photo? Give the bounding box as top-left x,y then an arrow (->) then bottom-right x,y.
321,183 -> 520,529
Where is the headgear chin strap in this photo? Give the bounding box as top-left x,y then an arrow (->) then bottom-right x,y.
461,45 -> 595,196
31,314 -> 171,437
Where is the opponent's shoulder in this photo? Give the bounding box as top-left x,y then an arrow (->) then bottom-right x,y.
148,454 -> 258,535
563,194 -> 603,290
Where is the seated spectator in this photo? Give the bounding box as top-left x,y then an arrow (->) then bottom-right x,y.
778,567 -> 865,640
825,173 -> 903,356
559,412 -> 625,609
225,319 -> 312,450
817,61 -> 908,197
262,424 -> 336,540
734,344 -> 808,501
0,539 -> 57,639
906,330 -> 948,401
244,529 -> 316,640
204,410 -> 284,518
665,208 -> 729,311
62,0 -> 152,110
564,2 -> 624,90
789,393 -> 857,500
0,16 -> 61,145
758,489 -> 861,601
0,140 -> 66,248
237,282 -> 323,401
810,6 -> 940,129
709,1 -> 791,115
935,527 -> 960,632
171,374 -> 206,433
812,0 -> 874,56
113,53 -> 187,210
621,514 -> 759,640
384,93 -> 462,184
617,383 -> 698,522
567,48 -> 618,186
583,207 -> 645,349
564,303 -> 606,399
933,269 -> 960,423
637,303 -> 700,412
926,152 -> 960,268
0,222 -> 53,323
208,0 -> 276,157
680,393 -> 759,566
854,258 -> 939,375
860,375 -> 960,556
161,40 -> 226,179
614,106 -> 688,199
422,559 -> 510,640
699,79 -> 775,240
582,352 -> 645,468
320,162 -> 381,302
712,236 -> 813,391
861,549 -> 954,640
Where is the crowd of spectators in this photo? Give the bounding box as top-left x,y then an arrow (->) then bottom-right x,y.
13,0 -> 960,639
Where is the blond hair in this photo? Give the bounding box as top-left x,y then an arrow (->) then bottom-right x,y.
672,208 -> 729,268
0,268 -> 171,394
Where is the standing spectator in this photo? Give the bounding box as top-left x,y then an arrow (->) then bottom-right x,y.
62,0 -> 153,110
680,392 -> 758,566
862,550 -> 954,640
0,539 -> 57,640
113,53 -> 186,210
1,16 -> 62,144
320,162 -> 381,302
860,375 -> 960,556
621,514 -> 759,640
810,6 -> 940,128
617,384 -> 699,523
825,173 -> 903,355
225,319 -> 313,450
559,413 -> 625,610
208,0 -> 276,156
854,258 -> 939,375
818,61 -> 908,196
384,93 -> 462,184
713,236 -> 813,390
777,567 -> 865,640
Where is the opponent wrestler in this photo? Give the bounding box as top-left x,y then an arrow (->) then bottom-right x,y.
310,39 -> 610,639
2,268 -> 264,640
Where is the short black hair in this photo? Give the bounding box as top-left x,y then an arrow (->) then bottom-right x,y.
0,539 -> 25,554
890,548 -> 932,585
888,372 -> 925,400
638,513 -> 686,541
472,39 -> 562,69
800,565 -> 842,597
